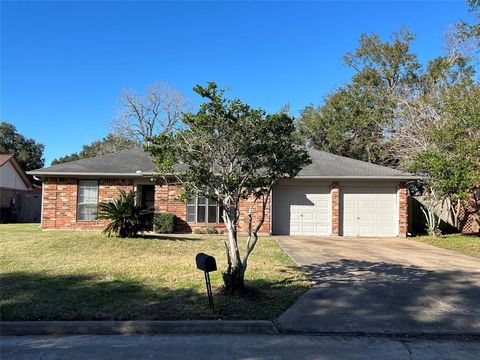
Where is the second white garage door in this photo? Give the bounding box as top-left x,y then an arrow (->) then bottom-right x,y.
272,187 -> 331,235
342,187 -> 398,237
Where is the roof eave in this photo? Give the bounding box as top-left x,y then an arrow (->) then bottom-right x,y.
26,171 -> 156,177
296,175 -> 421,180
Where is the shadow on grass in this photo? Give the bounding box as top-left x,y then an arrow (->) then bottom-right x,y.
277,259 -> 480,332
0,272 -> 308,321
138,233 -> 205,241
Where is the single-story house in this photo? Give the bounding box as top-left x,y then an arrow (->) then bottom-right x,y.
28,148 -> 418,237
1,154 -> 41,223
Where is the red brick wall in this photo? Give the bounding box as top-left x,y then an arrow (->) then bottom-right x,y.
42,178 -> 134,230
154,181 -> 270,234
399,182 -> 408,236
42,177 -> 270,234
238,194 -> 270,234
331,182 -> 340,236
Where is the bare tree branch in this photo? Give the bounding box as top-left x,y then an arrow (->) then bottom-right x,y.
111,82 -> 193,143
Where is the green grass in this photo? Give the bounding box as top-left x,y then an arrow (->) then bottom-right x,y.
0,224 -> 309,321
411,233 -> 480,259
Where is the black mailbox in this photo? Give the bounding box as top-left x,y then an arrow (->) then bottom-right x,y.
196,253 -> 217,273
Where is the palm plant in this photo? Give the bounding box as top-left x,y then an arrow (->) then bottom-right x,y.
97,190 -> 151,238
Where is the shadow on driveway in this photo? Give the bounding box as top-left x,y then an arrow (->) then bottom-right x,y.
276,259 -> 480,335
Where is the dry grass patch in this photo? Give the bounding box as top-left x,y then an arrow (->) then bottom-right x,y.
0,224 -> 309,320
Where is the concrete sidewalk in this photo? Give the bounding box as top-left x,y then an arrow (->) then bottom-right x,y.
2,334 -> 479,360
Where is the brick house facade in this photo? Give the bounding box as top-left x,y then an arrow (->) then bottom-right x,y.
40,177 -> 408,236
30,148 -> 417,237
41,177 -> 271,234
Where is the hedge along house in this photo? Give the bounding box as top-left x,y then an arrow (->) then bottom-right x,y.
28,148 -> 418,236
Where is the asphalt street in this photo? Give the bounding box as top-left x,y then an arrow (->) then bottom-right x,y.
2,334 -> 479,360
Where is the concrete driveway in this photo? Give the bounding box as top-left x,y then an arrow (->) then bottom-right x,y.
275,236 -> 480,335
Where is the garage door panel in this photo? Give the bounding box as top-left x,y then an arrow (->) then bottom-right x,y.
359,199 -> 375,209
344,200 -> 356,209
316,212 -> 329,221
317,225 -> 329,234
273,187 -> 331,235
315,199 -> 329,207
291,212 -> 302,221
302,212 -> 315,221
342,187 -> 397,237
377,213 -> 394,222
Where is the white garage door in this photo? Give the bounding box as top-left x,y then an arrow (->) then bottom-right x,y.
342,187 -> 398,237
273,187 -> 331,235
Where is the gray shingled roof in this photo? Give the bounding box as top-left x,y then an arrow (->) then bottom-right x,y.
28,148 -> 417,179
28,149 -> 156,176
298,149 -> 416,178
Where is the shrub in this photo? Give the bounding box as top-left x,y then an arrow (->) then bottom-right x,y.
97,190 -> 151,238
153,212 -> 176,233
193,228 -> 207,234
206,226 -> 218,234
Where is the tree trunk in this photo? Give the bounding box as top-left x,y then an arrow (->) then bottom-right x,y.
222,204 -> 245,292
450,200 -> 462,231
240,192 -> 270,282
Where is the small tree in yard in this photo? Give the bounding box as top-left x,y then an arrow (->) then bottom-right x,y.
147,83 -> 310,292
97,190 -> 151,238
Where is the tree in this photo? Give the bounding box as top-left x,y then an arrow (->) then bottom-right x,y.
297,29 -> 420,164
111,82 -> 192,143
456,0 -> 480,48
410,82 -> 480,231
382,27 -> 479,233
147,83 -> 310,292
0,122 -> 44,171
51,134 -> 137,165
384,31 -> 476,170
51,153 -> 81,166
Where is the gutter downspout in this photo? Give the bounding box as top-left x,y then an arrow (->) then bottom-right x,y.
33,176 -> 43,228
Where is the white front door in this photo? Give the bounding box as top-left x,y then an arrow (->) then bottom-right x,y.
342,186 -> 398,237
273,187 -> 331,235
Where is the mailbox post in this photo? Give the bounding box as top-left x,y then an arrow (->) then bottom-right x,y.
195,253 -> 217,311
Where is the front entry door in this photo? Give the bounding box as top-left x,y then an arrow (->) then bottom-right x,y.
141,185 -> 155,230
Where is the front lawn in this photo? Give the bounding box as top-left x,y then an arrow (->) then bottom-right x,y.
0,224 -> 309,321
411,233 -> 480,259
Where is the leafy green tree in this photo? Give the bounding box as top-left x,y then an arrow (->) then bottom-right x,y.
0,122 -> 45,171
51,153 -> 81,165
457,0 -> 480,48
410,82 -> 480,230
147,83 -> 310,292
298,29 -> 420,164
51,134 -> 137,165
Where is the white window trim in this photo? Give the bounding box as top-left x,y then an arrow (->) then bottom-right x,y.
187,196 -> 222,224
77,179 -> 99,221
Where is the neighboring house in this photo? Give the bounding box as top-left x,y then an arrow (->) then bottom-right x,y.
0,154 -> 41,223
27,148 -> 418,237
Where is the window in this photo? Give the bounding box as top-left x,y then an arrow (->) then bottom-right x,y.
77,180 -> 98,221
186,196 -> 223,224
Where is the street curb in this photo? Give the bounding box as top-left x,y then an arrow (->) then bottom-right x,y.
1,320 -> 279,336
273,329 -> 480,341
